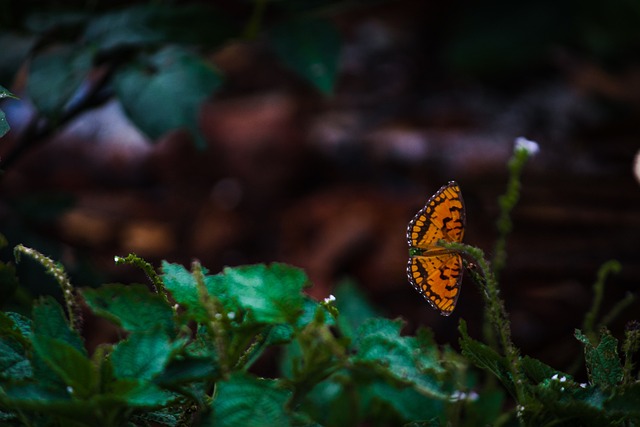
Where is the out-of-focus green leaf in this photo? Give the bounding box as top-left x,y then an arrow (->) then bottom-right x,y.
32,334 -> 97,398
27,45 -> 93,119
334,279 -> 380,339
269,17 -> 340,94
115,46 -> 222,148
32,297 -> 84,354
82,283 -> 175,335
205,373 -> 292,427
0,338 -> 32,380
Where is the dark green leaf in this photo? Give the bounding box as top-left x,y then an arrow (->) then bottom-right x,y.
111,328 -> 174,381
458,320 -> 514,396
605,383 -> 640,417
353,318 -> 445,397
115,46 -> 222,148
334,279 -> 379,339
27,45 -> 93,118
110,379 -> 177,407
368,379 -> 444,423
82,283 -> 175,335
269,18 -> 340,94
206,373 -> 292,427
32,334 -> 97,398
0,338 -> 32,380
155,357 -> 220,386
576,329 -> 623,388
32,297 -> 85,354
521,355 -> 571,384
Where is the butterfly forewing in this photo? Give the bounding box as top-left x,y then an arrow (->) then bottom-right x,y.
406,181 -> 466,316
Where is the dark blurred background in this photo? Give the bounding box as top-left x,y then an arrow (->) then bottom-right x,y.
1,0 -> 639,373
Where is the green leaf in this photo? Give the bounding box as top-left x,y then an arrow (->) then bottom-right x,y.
27,45 -> 93,119
206,373 -> 293,427
110,379 -> 177,407
81,283 -> 175,335
154,357 -> 220,386
333,279 -> 379,339
269,17 -> 340,95
576,329 -> 623,388
605,383 -> 640,418
458,319 -> 515,396
211,263 -> 308,325
115,46 -> 222,148
521,355 -> 571,384
32,334 -> 97,398
32,297 -> 85,354
353,318 -> 445,398
0,109 -> 9,138
111,328 -> 174,381
161,261 -> 212,322
0,338 -> 32,380
368,379 -> 444,424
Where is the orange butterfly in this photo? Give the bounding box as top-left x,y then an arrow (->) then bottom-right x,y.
407,181 -> 465,316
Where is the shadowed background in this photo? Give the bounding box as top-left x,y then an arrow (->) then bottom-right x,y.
1,0 -> 639,374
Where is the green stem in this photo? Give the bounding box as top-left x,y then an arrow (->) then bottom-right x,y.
582,260 -> 622,339
13,244 -> 80,330
114,253 -> 172,308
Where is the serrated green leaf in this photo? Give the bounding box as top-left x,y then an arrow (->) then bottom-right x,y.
32,297 -> 84,354
458,320 -> 514,396
32,334 -> 97,398
298,372 -> 359,427
115,46 -> 222,148
111,328 -> 174,381
27,45 -> 93,118
211,263 -> 308,325
206,373 -> 292,427
161,261 -> 212,322
353,318 -> 445,398
576,328 -> 623,388
82,283 -> 175,335
269,17 -> 340,94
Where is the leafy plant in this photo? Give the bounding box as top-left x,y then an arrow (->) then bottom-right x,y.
0,140 -> 638,426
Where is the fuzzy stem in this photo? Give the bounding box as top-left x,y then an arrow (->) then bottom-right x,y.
114,253 -> 172,308
582,260 -> 622,340
13,244 -> 80,330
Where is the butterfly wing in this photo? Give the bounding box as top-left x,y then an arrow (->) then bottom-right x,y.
407,252 -> 463,316
406,181 -> 466,315
407,181 -> 465,248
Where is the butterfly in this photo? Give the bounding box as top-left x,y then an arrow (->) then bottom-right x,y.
406,181 -> 466,316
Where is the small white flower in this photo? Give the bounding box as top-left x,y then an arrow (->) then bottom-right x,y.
227,312 -> 236,320
551,373 -> 558,380
324,294 -> 336,303
580,383 -> 587,388
514,137 -> 540,156
66,386 -> 73,394
114,256 -> 122,263
560,376 -> 567,383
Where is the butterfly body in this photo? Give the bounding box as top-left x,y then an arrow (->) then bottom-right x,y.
406,181 -> 465,316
